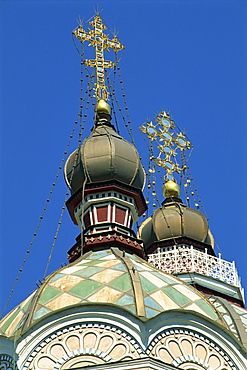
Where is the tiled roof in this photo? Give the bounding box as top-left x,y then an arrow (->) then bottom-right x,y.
0,248 -> 222,337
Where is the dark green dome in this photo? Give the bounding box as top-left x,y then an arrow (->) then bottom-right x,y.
138,200 -> 214,249
64,125 -> 145,194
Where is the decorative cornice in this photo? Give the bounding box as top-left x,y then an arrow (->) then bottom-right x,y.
68,231 -> 145,263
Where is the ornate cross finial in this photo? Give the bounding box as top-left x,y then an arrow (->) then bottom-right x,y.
73,14 -> 125,101
140,111 -> 193,181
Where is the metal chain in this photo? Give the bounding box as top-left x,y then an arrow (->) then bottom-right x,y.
42,56 -> 93,280
117,67 -> 135,145
42,193 -> 69,280
106,72 -> 120,134
1,50 -> 89,319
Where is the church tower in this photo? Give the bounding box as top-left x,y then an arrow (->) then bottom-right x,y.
0,13 -> 246,370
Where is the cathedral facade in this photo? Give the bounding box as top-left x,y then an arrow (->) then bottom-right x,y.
1,14 -> 246,370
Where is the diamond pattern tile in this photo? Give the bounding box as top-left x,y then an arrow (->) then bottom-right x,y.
196,299 -> 218,319
115,294 -> 134,306
46,293 -> 81,310
91,268 -> 123,284
74,266 -> 105,277
139,275 -> 160,293
146,307 -> 161,318
139,271 -> 166,288
1,248 -> 226,336
144,296 -> 163,311
162,286 -> 191,307
173,283 -> 201,301
87,286 -> 123,303
33,307 -> 52,320
133,261 -> 153,271
97,260 -> 121,268
49,275 -> 84,291
38,286 -> 61,305
108,273 -> 132,291
150,290 -> 179,310
61,265 -> 86,274
68,280 -> 102,298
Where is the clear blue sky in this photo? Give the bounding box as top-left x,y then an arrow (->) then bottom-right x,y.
0,0 -> 246,316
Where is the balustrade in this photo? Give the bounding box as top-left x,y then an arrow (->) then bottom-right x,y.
148,246 -> 241,287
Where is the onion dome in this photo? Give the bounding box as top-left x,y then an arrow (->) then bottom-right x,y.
64,103 -> 145,194
0,248 -> 223,337
138,181 -> 214,251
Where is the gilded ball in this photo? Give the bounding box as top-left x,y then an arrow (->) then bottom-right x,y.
95,99 -> 111,115
162,180 -> 180,198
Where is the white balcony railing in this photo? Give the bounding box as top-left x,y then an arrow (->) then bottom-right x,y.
148,245 -> 241,288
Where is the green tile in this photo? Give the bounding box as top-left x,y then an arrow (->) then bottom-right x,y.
75,266 -> 104,277
162,286 -> 191,307
68,280 -> 102,298
139,275 -> 158,293
132,264 -> 144,272
144,296 -> 163,311
38,286 -> 61,304
15,316 -> 26,331
146,306 -> 160,318
152,271 -> 177,285
126,305 -> 136,315
215,305 -> 227,314
81,260 -> 103,266
115,294 -> 134,306
0,307 -> 20,333
196,300 -> 218,319
125,289 -> 134,297
128,254 -> 140,262
21,294 -> 34,311
109,273 -> 132,291
33,307 -> 51,320
111,263 -> 126,272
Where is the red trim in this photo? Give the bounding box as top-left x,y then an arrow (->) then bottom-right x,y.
67,231 -> 145,262
115,206 -> 126,225
66,182 -> 147,225
83,212 -> 90,229
97,205 -> 108,222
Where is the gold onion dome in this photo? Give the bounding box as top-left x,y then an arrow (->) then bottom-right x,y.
64,124 -> 145,194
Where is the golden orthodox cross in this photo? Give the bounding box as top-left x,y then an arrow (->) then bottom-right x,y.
73,14 -> 125,101
140,111 -> 193,181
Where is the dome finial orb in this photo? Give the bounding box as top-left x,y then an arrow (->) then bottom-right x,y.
95,99 -> 111,115
162,180 -> 180,198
